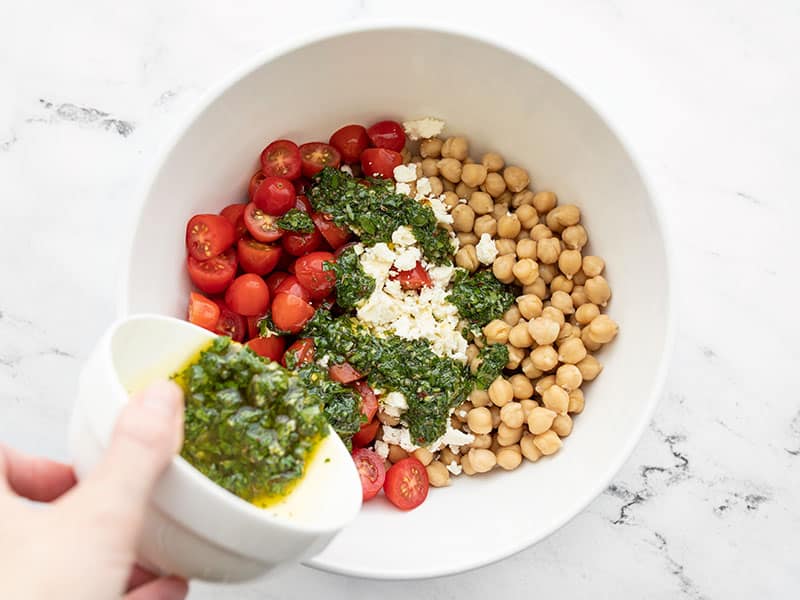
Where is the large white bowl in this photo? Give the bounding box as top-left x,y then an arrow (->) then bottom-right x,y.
121,23 -> 674,579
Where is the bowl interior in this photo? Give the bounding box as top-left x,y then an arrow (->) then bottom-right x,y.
124,26 -> 670,578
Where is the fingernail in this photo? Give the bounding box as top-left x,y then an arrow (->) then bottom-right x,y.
140,380 -> 183,417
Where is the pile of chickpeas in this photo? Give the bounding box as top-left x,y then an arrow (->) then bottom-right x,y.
377,133 -> 619,488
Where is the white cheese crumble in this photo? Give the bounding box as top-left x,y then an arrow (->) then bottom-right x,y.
427,195 -> 454,225
340,164 -> 354,175
427,419 -> 475,452
476,233 -> 499,265
391,226 -> 416,247
415,176 -> 432,198
393,245 -> 421,271
374,440 -> 389,459
393,163 -> 418,183
403,117 -> 445,141
381,425 -> 417,452
381,415 -> 475,454
446,461 -> 463,476
395,182 -> 412,196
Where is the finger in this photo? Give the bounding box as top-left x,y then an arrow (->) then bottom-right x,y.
124,576 -> 188,600
127,565 -> 159,591
0,443 -> 77,501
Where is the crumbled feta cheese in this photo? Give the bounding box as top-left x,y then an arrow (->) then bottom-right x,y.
428,196 -> 454,225
391,226 -> 416,247
382,425 -> 417,452
446,460 -> 463,476
395,182 -> 412,196
340,164 -> 353,175
317,354 -> 330,367
403,117 -> 445,141
428,265 -> 454,288
427,417 -> 475,452
476,233 -> 499,265
394,246 -> 421,271
374,440 -> 389,459
415,177 -> 432,199
393,164 -> 418,183
384,391 -> 408,411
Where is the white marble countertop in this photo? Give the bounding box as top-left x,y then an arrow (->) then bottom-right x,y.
2,0 -> 798,598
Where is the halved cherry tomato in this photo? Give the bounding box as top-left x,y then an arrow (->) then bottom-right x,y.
311,212 -> 351,249
260,139 -> 302,180
393,261 -> 432,290
367,120 -> 406,152
273,274 -> 311,303
237,238 -> 282,276
215,305 -> 247,342
353,380 -> 378,421
185,214 -> 235,261
294,251 -> 336,300
248,170 -> 267,202
361,148 -> 402,179
294,194 -> 313,212
246,315 -> 263,339
245,335 -> 286,362
329,124 -> 370,163
271,293 -> 315,334
265,271 -> 290,296
352,448 -> 386,501
383,457 -> 429,510
314,293 -> 336,311
351,419 -> 380,449
225,274 -> 270,316
244,202 -> 282,243
298,142 -> 341,177
282,226 -> 322,256
187,249 -> 237,294
219,204 -> 248,240
283,338 -> 315,367
253,176 -> 296,216
329,362 -> 362,384
334,241 -> 357,259
187,292 -> 220,331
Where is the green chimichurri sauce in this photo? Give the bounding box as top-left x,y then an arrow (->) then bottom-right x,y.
276,208 -> 315,233
448,268 -> 515,327
326,245 -> 375,310
472,344 -> 509,389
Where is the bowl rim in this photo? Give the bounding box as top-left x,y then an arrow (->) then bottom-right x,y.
117,19 -> 677,580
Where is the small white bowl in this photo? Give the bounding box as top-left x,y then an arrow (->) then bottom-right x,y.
68,314 -> 362,582
120,23 -> 674,579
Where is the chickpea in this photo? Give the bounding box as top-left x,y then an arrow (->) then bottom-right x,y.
581,326 -> 603,352
557,322 -> 578,343
509,259 -> 536,286
441,136 -> 468,160
536,237 -> 560,265
482,172 -> 507,198
520,398 -> 538,420
575,303 -> 600,324
489,239 -> 512,258
461,453 -> 476,475
379,411 -> 400,426
568,388 -> 585,414
412,447 -> 433,466
502,305 -> 521,327
472,433 -> 494,450
555,364 -> 583,391
440,446 -> 460,466
571,285 -> 588,307
550,274 -> 574,294
443,179 -> 456,192
539,263 -> 557,284
458,231 -> 479,246
502,166 -> 530,193
455,400 -> 474,422
526,277 -> 548,300
469,388 -> 490,408
491,203 -> 508,221
517,294 -> 543,320
492,253 -> 516,284
466,191 -> 492,216
551,414 -> 573,437
558,249 -> 582,279
443,190 -> 460,208
508,373 -> 533,400
466,346 -> 480,366
481,152 -> 504,172
497,214 -> 521,239
466,406 -> 492,435
527,317 -> 559,345
473,215 -> 498,238
585,275 -> 611,306
577,355 -> 603,381
545,204 -> 581,233
500,401 -> 525,428
468,448 -> 496,473
532,191 -> 557,213
520,356 -> 543,379
517,229 -> 530,239
512,189 -> 535,209
483,319 -> 511,345
530,344 -> 558,371
421,157 -> 439,177
533,430 -> 562,455
497,422 -> 524,446
543,384 -> 569,414
535,375 -> 556,395
455,182 -> 476,199
542,306 -> 565,326
520,433 -> 543,461
573,270 -> 587,286
527,406 -> 556,434
437,158 -> 462,183
490,405 -> 502,428
427,176 -> 444,195
508,322 -> 533,348
561,225 -> 588,251
419,137 -> 442,158
556,339 -> 585,366
513,239 -> 535,261
388,444 -> 408,463
455,245 -> 479,271
495,444 -> 523,470
461,163 -> 488,188
502,345 -> 523,371
588,314 -> 619,343
489,377 -> 514,407
550,290 -> 574,315
426,461 -> 450,487
515,204 -> 538,230
582,255 -> 605,277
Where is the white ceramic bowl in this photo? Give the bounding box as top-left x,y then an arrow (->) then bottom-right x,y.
68,314 -> 362,581
121,23 -> 674,579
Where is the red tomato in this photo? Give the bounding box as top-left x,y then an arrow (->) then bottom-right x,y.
353,380 -> 378,421
224,274 -> 270,316
246,315 -> 263,339
294,251 -> 336,300
282,226 -> 322,257
273,274 -> 311,303
393,261 -> 432,290
383,457 -> 429,510
298,142 -> 341,177
245,335 -> 286,362
187,292 -> 220,331
361,148 -> 402,179
187,249 -> 237,294
265,271 -> 290,296
352,448 -> 386,501
351,419 -> 380,449
314,293 -> 336,311
329,124 -> 370,163
215,306 -> 247,342
260,139 -> 302,180
294,194 -> 313,212
253,176 -> 296,216
248,170 -> 267,202
283,338 -> 315,367
293,178 -> 312,195
244,202 -> 282,243
219,204 -> 248,240
271,293 -> 315,334
311,212 -> 351,249
237,238 -> 282,276
185,214 -> 235,261
329,362 -> 362,384
367,120 -> 406,152
334,241 -> 357,259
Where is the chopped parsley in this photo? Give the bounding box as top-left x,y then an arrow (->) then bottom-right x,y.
276,208 -> 315,233
448,268 -> 515,327
472,344 -> 509,389
298,363 -> 363,449
326,246 -> 375,309
308,167 -> 454,265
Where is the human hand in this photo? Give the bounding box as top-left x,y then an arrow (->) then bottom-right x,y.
0,381 -> 189,600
